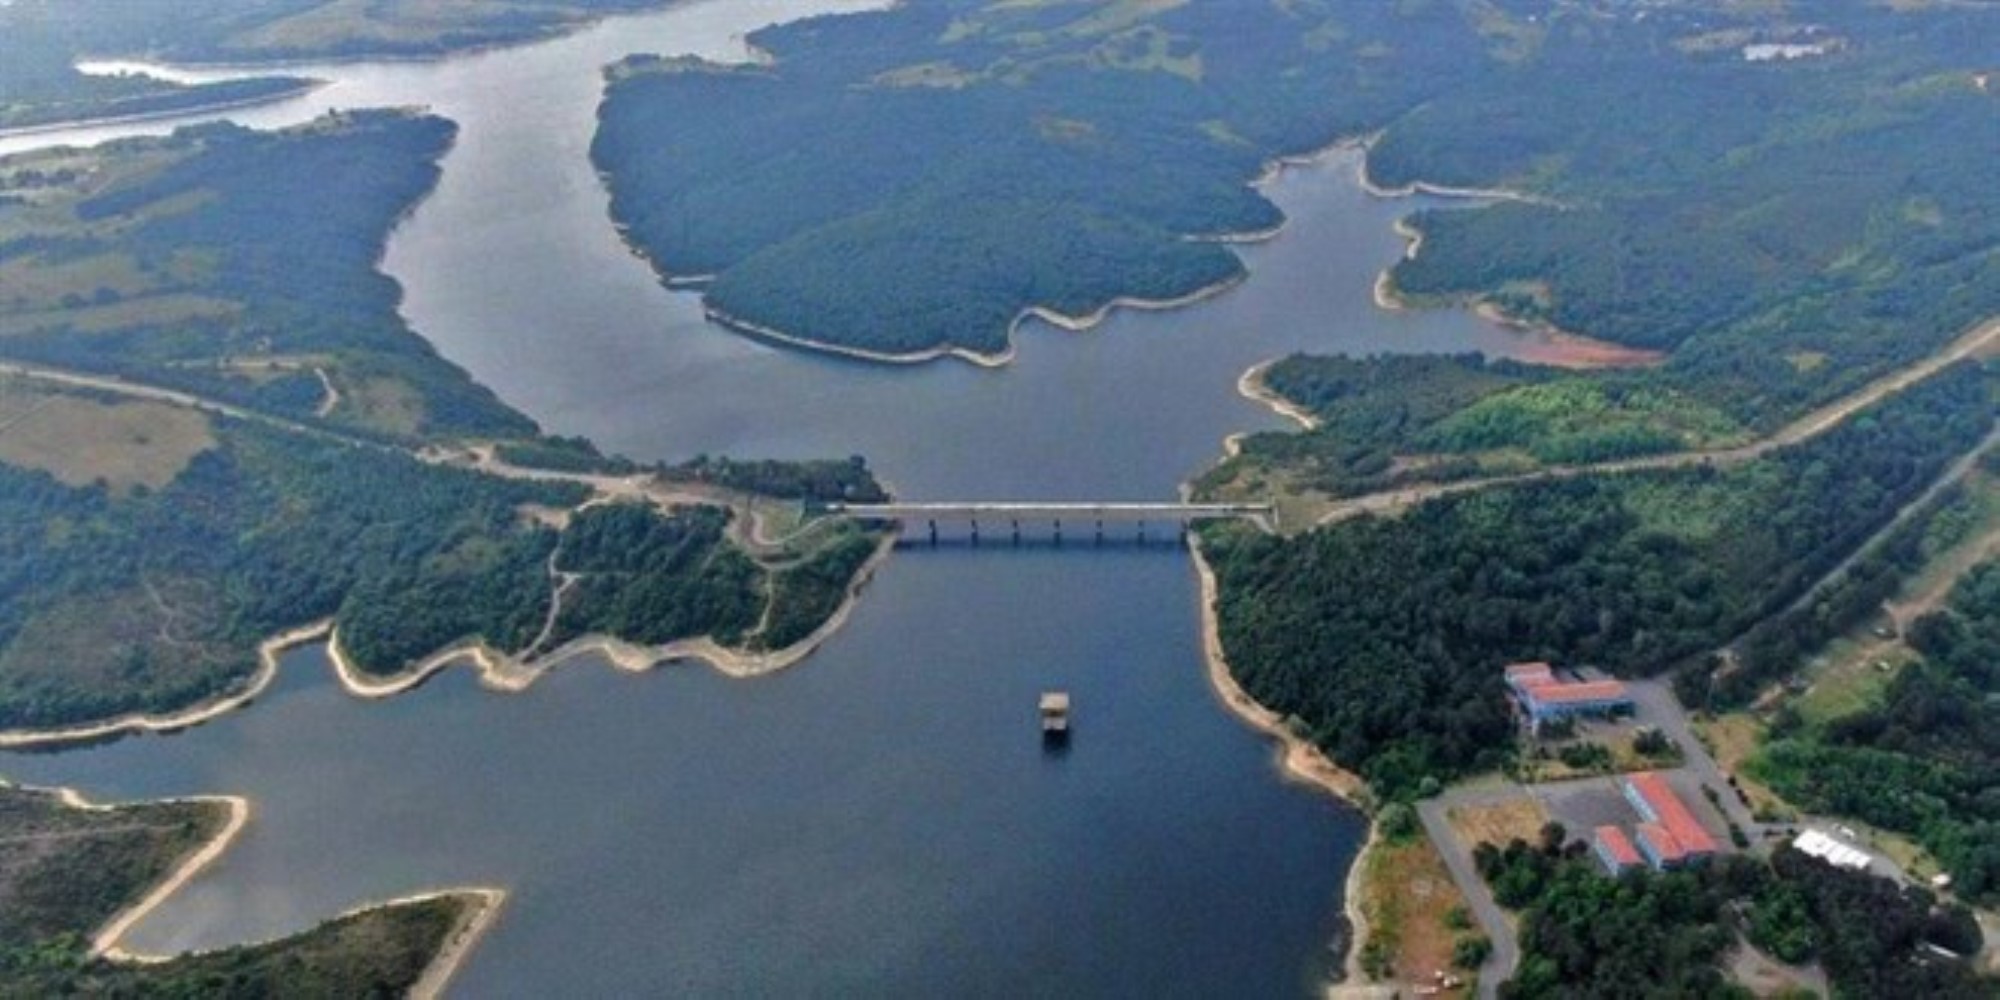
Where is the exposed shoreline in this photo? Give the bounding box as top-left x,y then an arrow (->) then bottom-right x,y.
24,786 -> 254,960
1352,138 -> 1548,205
0,80 -> 324,143
404,887 -> 508,1000
1346,129 -> 1666,373
1236,357 -> 1322,431
1188,539 -> 1374,987
56,777 -> 506,998
699,272 -> 1249,370
0,533 -> 895,749
0,621 -> 337,749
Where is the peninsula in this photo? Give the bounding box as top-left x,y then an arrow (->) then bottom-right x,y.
0,780 -> 496,996
0,115 -> 891,737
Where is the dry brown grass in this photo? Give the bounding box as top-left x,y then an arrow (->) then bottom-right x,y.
1696,714 -> 1794,821
1447,797 -> 1548,850
343,375 -> 426,437
0,380 -> 214,492
1359,836 -> 1473,994
0,293 -> 240,338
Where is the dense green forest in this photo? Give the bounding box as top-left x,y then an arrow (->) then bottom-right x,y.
548,503 -> 883,653
666,454 -> 888,504
0,784 -> 474,997
1474,830 -> 1992,998
493,440 -> 890,503
1753,557 -> 2000,905
0,111 -> 534,439
1203,364 -> 1992,797
549,504 -> 762,649
0,384 -> 888,730
593,0 -> 1508,357
0,414 -> 582,728
1707,471 -> 1985,709
594,0 -> 1996,387
0,896 -> 466,999
0,0 -> 656,129
1378,3 -> 2000,427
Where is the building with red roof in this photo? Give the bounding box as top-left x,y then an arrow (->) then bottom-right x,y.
1592,825 -> 1643,874
1622,771 -> 1718,866
1503,662 -> 1633,730
1634,823 -> 1689,869
1505,662 -> 1555,684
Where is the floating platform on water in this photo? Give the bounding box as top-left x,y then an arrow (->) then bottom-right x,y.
1040,691 -> 1070,740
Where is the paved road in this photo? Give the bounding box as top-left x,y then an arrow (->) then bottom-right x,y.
1416,791 -> 1519,999
1625,680 -> 1764,838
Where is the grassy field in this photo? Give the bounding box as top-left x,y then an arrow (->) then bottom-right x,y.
1784,471 -> 2000,724
1693,714 -> 1794,823
0,377 -> 215,492
1446,798 -> 1548,851
220,0 -> 645,56
1356,833 -> 1477,994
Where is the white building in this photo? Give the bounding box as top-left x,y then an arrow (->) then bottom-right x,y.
1794,829 -> 1872,871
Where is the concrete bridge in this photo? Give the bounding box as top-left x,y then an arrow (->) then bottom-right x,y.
823,501 -> 1274,544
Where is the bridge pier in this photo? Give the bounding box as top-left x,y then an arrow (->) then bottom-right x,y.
1053,518 -> 1062,547
1137,520 -> 1146,544
970,519 -> 979,546
1094,519 -> 1104,546
1011,519 -> 1021,546
927,519 -> 938,546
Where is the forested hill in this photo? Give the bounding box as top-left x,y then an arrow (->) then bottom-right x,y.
0,376 -> 890,732
0,110 -> 533,440
0,0 -> 658,130
1203,362 -> 1994,798
1375,2 -> 1999,425
592,0 -> 1506,359
594,0 -> 1998,397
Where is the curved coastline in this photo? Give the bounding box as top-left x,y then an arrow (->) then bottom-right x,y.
401,887 -> 508,1000
0,621 -> 336,750
0,533 -> 895,749
1236,358 -> 1320,431
25,786 -> 256,960
55,779 -> 506,999
699,271 -> 1248,370
659,135 -> 1377,368
1188,538 -> 1374,988
1364,166 -> 1665,371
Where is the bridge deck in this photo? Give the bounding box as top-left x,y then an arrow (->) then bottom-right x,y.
826,502 -> 1270,523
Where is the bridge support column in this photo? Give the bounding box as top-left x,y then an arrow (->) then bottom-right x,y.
927,520 -> 938,546
1011,519 -> 1020,546
1137,520 -> 1146,545
1095,519 -> 1103,546
970,519 -> 979,546
1053,519 -> 1062,546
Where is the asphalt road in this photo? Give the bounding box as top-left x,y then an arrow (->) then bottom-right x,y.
1417,787 -> 1522,999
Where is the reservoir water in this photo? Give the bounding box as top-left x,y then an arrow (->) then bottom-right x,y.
2,1 -> 1563,994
